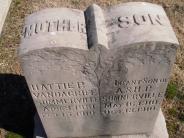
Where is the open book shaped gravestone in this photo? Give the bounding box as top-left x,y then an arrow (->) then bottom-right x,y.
19,2 -> 179,138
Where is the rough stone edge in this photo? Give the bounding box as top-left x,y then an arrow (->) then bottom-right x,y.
18,7 -> 88,56
0,0 -> 12,36
85,4 -> 108,49
34,109 -> 168,138
103,2 -> 179,46
104,2 -> 164,11
19,2 -> 179,56
24,8 -> 83,22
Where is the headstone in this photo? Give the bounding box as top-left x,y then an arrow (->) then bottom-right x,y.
0,0 -> 12,35
19,2 -> 179,138
34,110 -> 169,138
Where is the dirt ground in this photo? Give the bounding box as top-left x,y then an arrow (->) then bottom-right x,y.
0,0 -> 183,138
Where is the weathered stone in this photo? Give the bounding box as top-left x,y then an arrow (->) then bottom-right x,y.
19,8 -> 99,138
92,2 -> 178,135
0,0 -> 11,35
34,110 -> 168,138
19,2 -> 178,138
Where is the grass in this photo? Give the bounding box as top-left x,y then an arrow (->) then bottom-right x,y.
164,81 -> 184,137
166,83 -> 178,99
0,0 -> 184,138
5,132 -> 23,138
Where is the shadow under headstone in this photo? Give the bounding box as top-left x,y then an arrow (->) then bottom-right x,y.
0,74 -> 36,137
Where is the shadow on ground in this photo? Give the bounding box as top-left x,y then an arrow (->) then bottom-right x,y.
0,74 -> 35,138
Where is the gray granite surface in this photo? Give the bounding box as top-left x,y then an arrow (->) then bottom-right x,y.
19,2 -> 178,138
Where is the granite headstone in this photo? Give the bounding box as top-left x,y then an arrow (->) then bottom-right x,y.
19,2 -> 179,138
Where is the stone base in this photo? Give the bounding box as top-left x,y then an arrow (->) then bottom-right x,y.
34,110 -> 168,138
